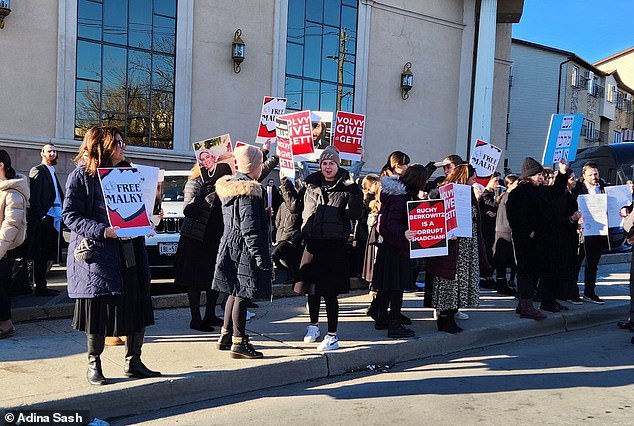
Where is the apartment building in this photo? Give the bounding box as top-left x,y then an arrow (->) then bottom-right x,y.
505,39 -> 634,174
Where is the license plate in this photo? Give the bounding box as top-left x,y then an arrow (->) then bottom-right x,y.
158,242 -> 178,256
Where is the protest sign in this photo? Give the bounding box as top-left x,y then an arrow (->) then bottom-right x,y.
438,183 -> 472,238
256,96 -> 287,145
542,113 -> 583,165
578,194 -> 608,236
130,164 -> 161,226
279,110 -> 315,160
470,139 -> 501,177
310,111 -> 333,156
408,199 -> 447,258
275,117 -> 295,180
605,185 -> 633,228
193,134 -> 235,181
98,167 -> 155,238
333,111 -> 365,161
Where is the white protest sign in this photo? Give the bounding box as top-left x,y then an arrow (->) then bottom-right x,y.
578,194 -> 608,236
605,185 -> 633,228
275,117 -> 295,180
256,96 -> 287,145
470,139 -> 502,177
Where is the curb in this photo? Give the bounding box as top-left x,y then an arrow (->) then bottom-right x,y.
12,300 -> 629,421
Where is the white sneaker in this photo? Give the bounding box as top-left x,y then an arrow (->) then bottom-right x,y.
454,311 -> 469,320
317,334 -> 340,351
246,310 -> 256,321
303,325 -> 321,343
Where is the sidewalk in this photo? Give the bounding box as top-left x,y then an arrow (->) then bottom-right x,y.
1,258 -> 632,422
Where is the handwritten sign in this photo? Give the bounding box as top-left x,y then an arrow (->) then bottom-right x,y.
333,111 -> 365,161
542,113 -> 583,165
470,139 -> 502,177
408,199 -> 447,258
98,167 -> 155,238
256,96 -> 287,145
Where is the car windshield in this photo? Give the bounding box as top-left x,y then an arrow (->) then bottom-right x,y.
162,176 -> 188,202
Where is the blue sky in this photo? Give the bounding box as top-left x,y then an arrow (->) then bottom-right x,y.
512,0 -> 634,64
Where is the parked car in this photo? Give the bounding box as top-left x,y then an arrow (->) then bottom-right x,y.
145,170 -> 189,275
569,143 -> 634,249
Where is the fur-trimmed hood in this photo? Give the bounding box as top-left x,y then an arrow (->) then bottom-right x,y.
215,173 -> 264,205
380,175 -> 407,196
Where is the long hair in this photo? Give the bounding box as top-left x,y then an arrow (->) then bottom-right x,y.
189,163 -> 201,181
400,163 -> 429,197
0,149 -> 16,179
380,151 -> 410,177
443,163 -> 475,185
74,126 -> 122,176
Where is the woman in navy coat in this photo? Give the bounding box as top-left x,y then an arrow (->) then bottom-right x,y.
63,126 -> 159,385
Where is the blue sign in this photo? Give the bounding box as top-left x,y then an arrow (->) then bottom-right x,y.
542,113 -> 584,165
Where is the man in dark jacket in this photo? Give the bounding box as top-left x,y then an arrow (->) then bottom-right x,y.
571,162 -> 607,304
27,144 -> 64,296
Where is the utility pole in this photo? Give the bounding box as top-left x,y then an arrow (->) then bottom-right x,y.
327,29 -> 351,111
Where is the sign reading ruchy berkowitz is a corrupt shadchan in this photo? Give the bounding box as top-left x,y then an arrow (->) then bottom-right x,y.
407,199 -> 448,258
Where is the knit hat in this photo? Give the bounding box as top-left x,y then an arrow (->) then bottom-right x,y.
234,145 -> 263,175
520,157 -> 544,179
319,146 -> 340,166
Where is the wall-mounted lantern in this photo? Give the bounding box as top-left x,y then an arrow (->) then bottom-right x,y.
0,0 -> 11,29
401,62 -> 414,100
232,29 -> 245,73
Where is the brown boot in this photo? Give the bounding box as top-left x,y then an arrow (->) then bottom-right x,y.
519,299 -> 546,320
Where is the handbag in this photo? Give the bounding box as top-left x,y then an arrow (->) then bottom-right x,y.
73,238 -> 96,262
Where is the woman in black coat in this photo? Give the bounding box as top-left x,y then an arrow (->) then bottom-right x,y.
212,145 -> 272,359
294,146 -> 362,351
506,157 -> 569,320
271,176 -> 303,281
174,162 -> 232,331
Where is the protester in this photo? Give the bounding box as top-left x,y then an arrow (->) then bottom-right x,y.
571,162 -> 607,304
619,204 -> 634,343
360,174 -> 380,284
0,150 -> 29,339
27,143 -> 64,296
366,151 -> 411,324
426,164 -> 483,333
479,172 -> 506,292
271,175 -> 303,283
175,162 -> 232,332
63,126 -> 160,385
375,164 -> 429,338
506,157 -> 569,320
213,145 -> 272,359
493,174 -> 519,294
294,146 -> 362,351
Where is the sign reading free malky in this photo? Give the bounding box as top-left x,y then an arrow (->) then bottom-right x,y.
256,96 -> 287,145
407,199 -> 448,258
470,139 -> 502,177
333,111 -> 365,161
98,167 -> 155,238
279,110 -> 315,160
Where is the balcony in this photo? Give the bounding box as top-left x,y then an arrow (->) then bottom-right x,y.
581,126 -> 604,143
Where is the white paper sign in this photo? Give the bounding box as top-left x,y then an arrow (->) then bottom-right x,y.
605,185 -> 633,228
438,183 -> 472,238
578,194 -> 608,236
470,139 -> 502,177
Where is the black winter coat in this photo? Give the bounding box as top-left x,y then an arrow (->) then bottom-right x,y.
506,171 -> 569,277
212,173 -> 272,299
275,177 -> 302,245
300,169 -> 362,241
376,176 -> 410,259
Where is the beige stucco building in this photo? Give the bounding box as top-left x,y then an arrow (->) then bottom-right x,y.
0,0 -> 521,183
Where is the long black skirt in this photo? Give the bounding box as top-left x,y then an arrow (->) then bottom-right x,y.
72,242 -> 154,336
371,244 -> 412,292
174,235 -> 219,291
294,239 -> 350,297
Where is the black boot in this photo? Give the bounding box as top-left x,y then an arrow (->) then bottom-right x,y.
87,334 -> 107,385
124,330 -> 162,378
366,297 -> 378,321
217,328 -> 232,351
387,319 -> 415,338
374,309 -> 389,330
230,336 -> 263,359
496,278 -> 516,296
437,311 -> 462,334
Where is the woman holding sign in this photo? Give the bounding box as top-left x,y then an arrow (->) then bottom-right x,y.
426,164 -> 483,333
63,126 -> 160,385
374,164 -> 429,338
